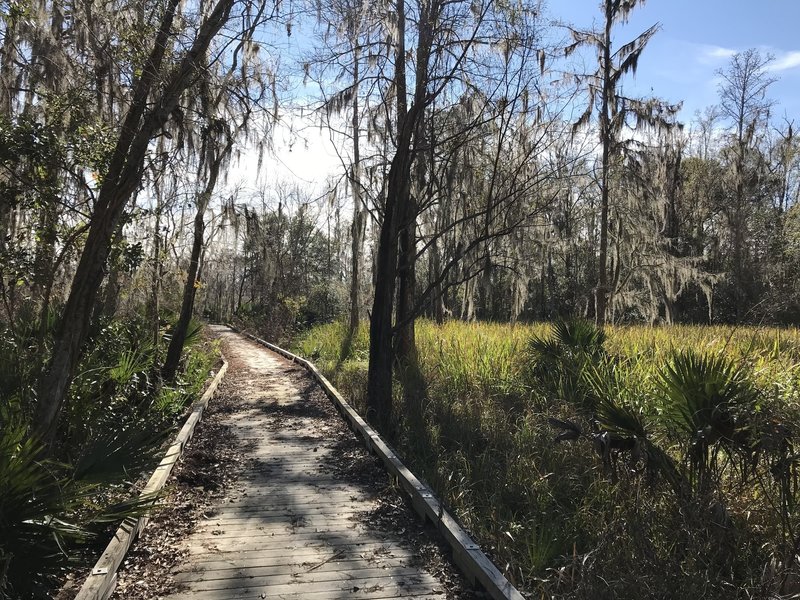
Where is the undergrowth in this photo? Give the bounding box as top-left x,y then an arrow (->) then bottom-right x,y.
0,311 -> 217,598
293,320 -> 800,599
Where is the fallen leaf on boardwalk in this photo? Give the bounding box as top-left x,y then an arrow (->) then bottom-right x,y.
91,333 -> 480,600
107,374 -> 248,600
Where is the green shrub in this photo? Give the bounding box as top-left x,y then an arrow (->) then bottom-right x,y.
298,283 -> 348,328
0,312 -> 218,597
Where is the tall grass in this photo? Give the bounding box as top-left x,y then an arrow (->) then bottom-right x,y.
293,320 -> 800,598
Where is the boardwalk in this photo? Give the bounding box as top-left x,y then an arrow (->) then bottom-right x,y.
159,326 -> 449,600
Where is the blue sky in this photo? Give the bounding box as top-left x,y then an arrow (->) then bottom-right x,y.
547,0 -> 800,122
233,1 -> 800,192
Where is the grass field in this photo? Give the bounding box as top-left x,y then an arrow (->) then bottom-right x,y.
293,320 -> 800,599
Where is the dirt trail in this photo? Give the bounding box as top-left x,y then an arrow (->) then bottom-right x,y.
112,325 -> 476,599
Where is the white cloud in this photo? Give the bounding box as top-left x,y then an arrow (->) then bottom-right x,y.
224,113 -> 346,196
769,51 -> 800,72
697,44 -> 737,65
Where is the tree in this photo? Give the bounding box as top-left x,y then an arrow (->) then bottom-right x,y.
366,0 -> 433,429
161,26 -> 270,380
34,0 -> 269,444
162,93 -> 235,380
567,0 -> 662,325
716,48 -> 775,320
365,0 -> 562,427
309,0 -> 378,346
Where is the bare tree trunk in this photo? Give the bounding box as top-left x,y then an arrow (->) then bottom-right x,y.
595,2 -> 613,327
366,0 -> 442,429
31,5 -> 68,342
99,232 -> 124,320
348,42 -> 364,339
163,139 -> 228,382
539,247 -> 546,319
462,275 -> 476,321
150,185 -> 164,349
0,12 -> 18,249
367,150 -> 408,430
733,160 -> 746,322
230,232 -> 238,317
0,15 -> 15,118
395,195 -> 417,364
161,204 -> 205,381
430,237 -> 445,324
479,253 -> 492,319
367,0 -> 409,431
34,200 -> 58,343
547,249 -> 556,317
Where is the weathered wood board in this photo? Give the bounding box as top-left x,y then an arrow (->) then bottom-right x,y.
154,326 -> 448,600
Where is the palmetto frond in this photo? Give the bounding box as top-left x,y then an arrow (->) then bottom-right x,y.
552,319 -> 606,355
526,335 -> 561,362
73,414 -> 171,484
527,319 -> 606,371
182,318 -> 205,348
585,363 -> 647,439
658,350 -> 758,451
527,320 -> 608,412
0,425 -> 91,596
109,346 -> 152,385
0,403 -> 172,596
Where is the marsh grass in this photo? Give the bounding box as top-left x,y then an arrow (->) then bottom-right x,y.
293,320 -> 800,598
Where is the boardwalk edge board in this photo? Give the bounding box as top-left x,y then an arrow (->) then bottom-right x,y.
74,355 -> 229,600
228,324 -> 526,600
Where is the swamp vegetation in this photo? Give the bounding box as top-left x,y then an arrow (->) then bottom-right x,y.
0,314 -> 216,597
2,0 -> 800,595
296,320 -> 800,598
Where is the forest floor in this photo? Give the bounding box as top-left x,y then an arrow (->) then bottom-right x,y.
106,326 -> 477,599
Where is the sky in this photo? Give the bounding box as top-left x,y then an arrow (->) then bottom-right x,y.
547,0 -> 800,120
226,116 -> 345,197
229,0 -> 800,193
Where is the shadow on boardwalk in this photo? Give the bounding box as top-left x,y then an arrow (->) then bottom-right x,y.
112,326 -> 480,600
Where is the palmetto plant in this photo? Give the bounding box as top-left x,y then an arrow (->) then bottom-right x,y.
72,411 -> 172,483
0,312 -> 208,597
528,319 -> 606,364
531,322 -> 644,478
527,320 -> 607,412
0,411 -> 167,598
179,318 -> 205,349
582,361 -> 689,495
0,422 -> 89,598
547,358 -> 656,476
657,350 -> 760,490
108,345 -> 153,387
532,321 -> 656,479
300,320 -> 800,594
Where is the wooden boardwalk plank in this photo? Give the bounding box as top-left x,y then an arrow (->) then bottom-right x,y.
165,589 -> 444,600
174,556 -> 419,578
153,327 -> 446,600
175,566 -> 431,589
181,543 -> 417,567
